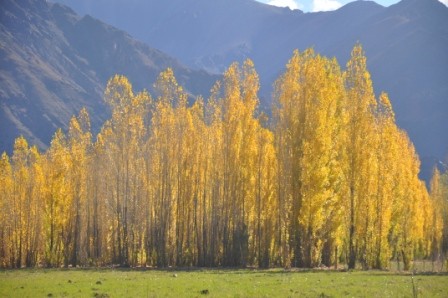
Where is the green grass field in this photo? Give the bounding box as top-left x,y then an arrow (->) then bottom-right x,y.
1,268 -> 447,297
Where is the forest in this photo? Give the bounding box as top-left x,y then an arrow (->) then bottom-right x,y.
1,45 -> 447,270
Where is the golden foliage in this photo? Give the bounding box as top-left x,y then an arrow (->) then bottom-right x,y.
0,46 -> 443,269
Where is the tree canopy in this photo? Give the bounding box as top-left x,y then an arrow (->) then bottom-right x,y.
0,45 -> 446,270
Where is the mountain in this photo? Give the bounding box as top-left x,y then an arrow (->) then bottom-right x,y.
0,0 -> 218,153
54,0 -> 448,166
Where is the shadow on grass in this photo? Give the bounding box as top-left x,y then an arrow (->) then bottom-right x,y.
1,266 -> 447,276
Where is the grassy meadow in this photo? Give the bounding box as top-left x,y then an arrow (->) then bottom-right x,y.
1,268 -> 447,298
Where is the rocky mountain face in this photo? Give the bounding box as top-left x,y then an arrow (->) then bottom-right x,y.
54,0 -> 448,166
0,0 -> 218,152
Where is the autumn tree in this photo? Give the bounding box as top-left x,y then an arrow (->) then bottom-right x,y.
368,93 -> 396,269
66,108 -> 93,266
0,45 -> 439,271
45,129 -> 72,266
101,75 -> 151,266
342,44 -> 378,269
272,49 -> 347,267
0,152 -> 13,267
429,168 -> 445,267
208,60 -> 262,266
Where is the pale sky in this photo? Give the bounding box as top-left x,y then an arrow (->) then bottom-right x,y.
256,0 -> 448,12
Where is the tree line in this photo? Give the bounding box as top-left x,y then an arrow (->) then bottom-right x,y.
1,45 -> 447,270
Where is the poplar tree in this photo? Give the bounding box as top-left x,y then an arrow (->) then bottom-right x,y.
273,50 -> 346,267
430,168 -> 445,266
0,152 -> 13,267
45,129 -> 71,266
343,44 -> 377,269
0,45 -> 439,270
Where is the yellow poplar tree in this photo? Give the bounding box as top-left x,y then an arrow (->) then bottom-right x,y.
26,146 -> 45,267
211,60 -> 261,266
371,93 -> 396,269
45,129 -> 72,266
391,131 -> 424,270
102,75 -> 150,266
10,136 -> 33,268
343,44 -> 377,269
0,47 -> 440,270
429,168 -> 444,265
67,108 -> 92,266
0,152 -> 13,268
273,49 -> 346,267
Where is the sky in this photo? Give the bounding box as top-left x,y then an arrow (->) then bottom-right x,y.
256,0 -> 448,12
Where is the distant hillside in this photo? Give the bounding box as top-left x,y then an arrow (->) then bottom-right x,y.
55,0 -> 448,166
0,0 -> 218,153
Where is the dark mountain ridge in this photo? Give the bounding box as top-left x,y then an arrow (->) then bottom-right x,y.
54,0 -> 448,168
0,0 -> 218,152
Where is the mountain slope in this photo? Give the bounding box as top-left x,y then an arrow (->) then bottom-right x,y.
55,0 -> 448,163
0,0 -> 218,153
361,0 -> 448,162
53,0 -> 302,75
